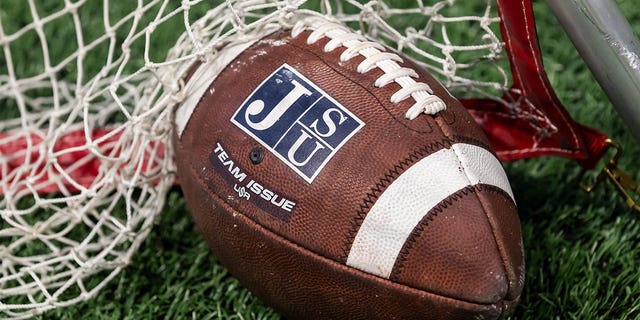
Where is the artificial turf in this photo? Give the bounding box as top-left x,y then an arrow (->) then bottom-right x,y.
2,0 -> 640,319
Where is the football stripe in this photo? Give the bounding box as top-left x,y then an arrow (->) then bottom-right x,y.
345,143 -> 514,278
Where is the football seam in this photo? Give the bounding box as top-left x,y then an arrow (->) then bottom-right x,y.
187,162 -> 518,310
389,183 -> 516,282
428,99 -> 521,309
471,179 -> 522,303
420,58 -> 517,313
436,121 -> 521,305
338,135 -> 492,263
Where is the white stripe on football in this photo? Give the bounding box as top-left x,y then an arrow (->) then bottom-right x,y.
346,143 -> 513,278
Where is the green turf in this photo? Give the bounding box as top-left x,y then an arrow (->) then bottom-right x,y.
3,0 -> 640,319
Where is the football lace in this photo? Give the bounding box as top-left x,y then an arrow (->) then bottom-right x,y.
291,17 -> 447,119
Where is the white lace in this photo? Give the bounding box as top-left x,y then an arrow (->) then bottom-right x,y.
291,17 -> 447,119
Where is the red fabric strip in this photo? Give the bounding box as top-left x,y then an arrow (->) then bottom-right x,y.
461,0 -> 608,168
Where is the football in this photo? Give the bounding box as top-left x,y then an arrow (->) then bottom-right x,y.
173,16 -> 524,320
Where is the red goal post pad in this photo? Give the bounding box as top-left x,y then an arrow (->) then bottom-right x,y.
0,129 -> 167,194
461,0 -> 609,169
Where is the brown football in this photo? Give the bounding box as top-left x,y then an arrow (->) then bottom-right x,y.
173,17 -> 524,320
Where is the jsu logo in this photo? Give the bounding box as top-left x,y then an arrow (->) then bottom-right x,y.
231,64 -> 364,183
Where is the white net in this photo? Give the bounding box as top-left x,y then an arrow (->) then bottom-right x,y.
0,0 -> 507,318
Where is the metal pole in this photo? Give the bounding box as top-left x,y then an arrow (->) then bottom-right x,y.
546,0 -> 640,145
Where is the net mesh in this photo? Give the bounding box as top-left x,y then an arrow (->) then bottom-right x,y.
0,0 -> 507,318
